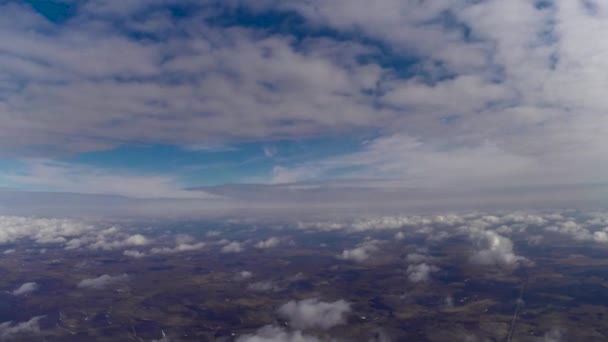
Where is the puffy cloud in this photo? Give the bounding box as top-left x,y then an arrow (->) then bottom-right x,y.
469,230 -> 528,268
75,233 -> 151,251
277,298 -> 351,330
11,282 -> 38,296
77,274 -> 129,289
407,263 -> 439,283
339,239 -> 380,262
0,216 -> 156,252
221,241 -> 244,253
254,237 -> 281,249
126,234 -> 207,256
152,236 -> 205,253
0,316 -> 44,340
236,325 -> 320,342
97,234 -> 148,249
0,216 -> 94,246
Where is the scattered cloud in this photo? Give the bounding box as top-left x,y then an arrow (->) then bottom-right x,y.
77,274 -> 129,289
236,325 -> 320,342
149,235 -> 206,255
339,239 -> 380,262
469,230 -> 528,268
248,281 -> 278,292
277,298 -> 351,330
406,263 -> 439,283
221,241 -> 244,253
0,316 -> 44,340
255,237 -> 281,249
123,250 -> 146,258
11,282 -> 39,296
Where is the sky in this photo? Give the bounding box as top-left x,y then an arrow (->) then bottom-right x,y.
0,0 -> 607,209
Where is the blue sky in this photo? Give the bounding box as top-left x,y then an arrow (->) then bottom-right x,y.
1,0 -> 607,202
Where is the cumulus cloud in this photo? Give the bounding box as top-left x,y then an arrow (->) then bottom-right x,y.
221,241 -> 244,253
11,282 -> 38,296
150,235 -> 206,254
339,239 -> 380,262
236,325 -> 320,342
254,237 -> 281,249
544,219 -> 608,244
407,263 -> 439,283
77,274 -> 129,289
0,316 -> 44,340
0,216 -> 94,246
0,216 -> 157,253
87,233 -> 150,251
277,298 -> 351,330
469,230 -> 528,268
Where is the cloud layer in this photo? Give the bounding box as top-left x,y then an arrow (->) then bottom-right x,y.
0,0 -> 607,199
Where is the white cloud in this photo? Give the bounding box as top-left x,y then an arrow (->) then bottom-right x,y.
77,274 -> 129,289
221,241 -> 244,253
236,325 -> 320,342
148,235 -> 207,255
254,237 -> 281,249
0,316 -> 44,340
339,240 -> 380,262
277,298 -> 351,330
405,253 -> 428,264
11,282 -> 38,296
407,263 -> 439,283
1,0 -> 607,199
0,216 -> 95,246
469,230 -> 528,268
149,242 -> 207,254
0,216 -> 156,253
247,281 -> 277,292
124,250 -> 146,258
